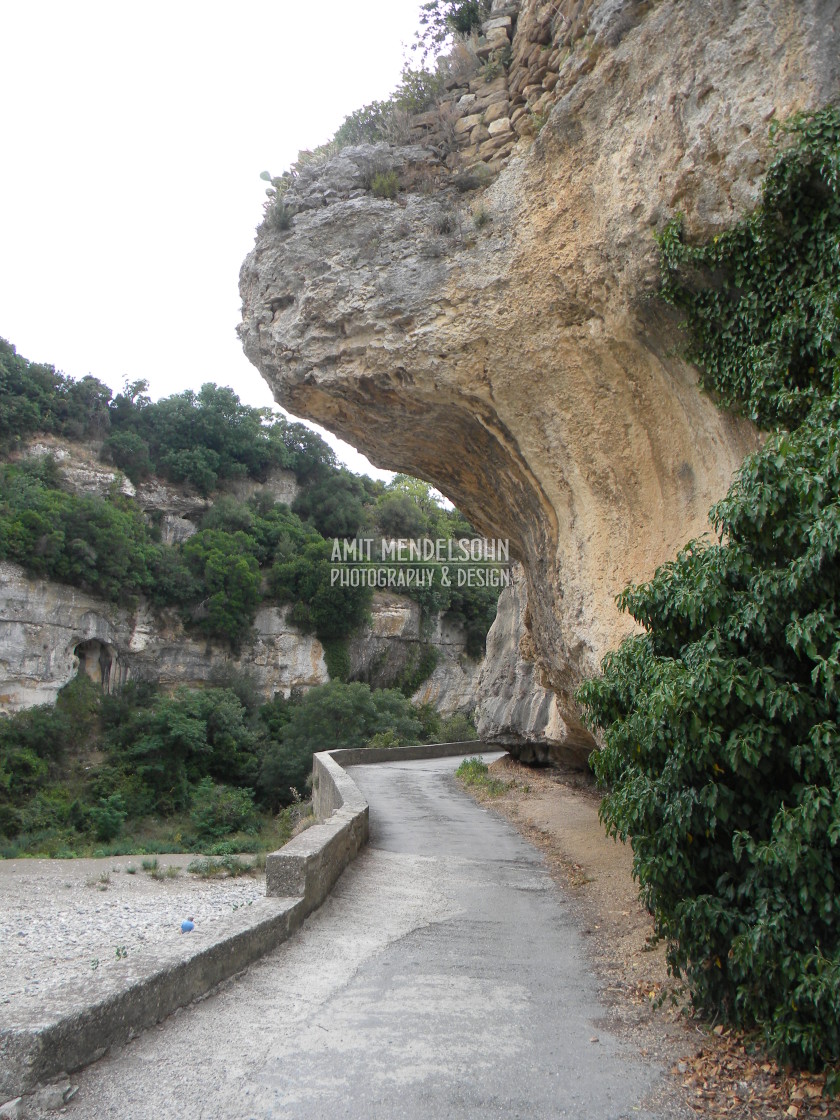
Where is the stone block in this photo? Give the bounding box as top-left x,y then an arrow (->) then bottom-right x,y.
476,32 -> 510,60
509,69 -> 527,96
469,74 -> 507,94
471,124 -> 491,144
477,136 -> 512,160
527,65 -> 549,86
457,93 -> 477,109
411,110 -> 440,128
482,15 -> 512,33
524,83 -> 544,103
473,88 -> 509,110
454,112 -> 483,136
483,100 -> 510,125
487,116 -> 513,137
543,71 -> 559,92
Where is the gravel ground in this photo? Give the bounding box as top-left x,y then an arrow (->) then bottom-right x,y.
0,855 -> 265,1018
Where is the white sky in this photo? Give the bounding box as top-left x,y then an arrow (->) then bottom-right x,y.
0,0 -> 426,479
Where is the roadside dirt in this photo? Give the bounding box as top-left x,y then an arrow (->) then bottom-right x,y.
462,756 -> 840,1120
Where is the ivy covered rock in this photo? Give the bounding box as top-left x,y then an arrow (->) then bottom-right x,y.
580,109 -> 840,1070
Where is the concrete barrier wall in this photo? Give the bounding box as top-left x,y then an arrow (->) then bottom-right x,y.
1,896 -> 306,1101
266,740 -> 482,903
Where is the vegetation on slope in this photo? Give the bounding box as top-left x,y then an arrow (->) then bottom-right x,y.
0,673 -> 476,858
0,343 -> 502,653
0,340 -> 493,856
579,108 -> 840,1072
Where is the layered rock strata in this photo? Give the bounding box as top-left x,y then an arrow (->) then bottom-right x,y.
0,442 -> 481,715
0,563 -> 481,715
240,0 -> 839,759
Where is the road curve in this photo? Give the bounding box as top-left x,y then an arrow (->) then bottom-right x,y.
56,755 -> 667,1120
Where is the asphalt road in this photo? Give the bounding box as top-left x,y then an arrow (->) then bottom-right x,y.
57,755 -> 667,1120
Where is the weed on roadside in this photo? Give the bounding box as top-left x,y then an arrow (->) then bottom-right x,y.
455,757 -> 509,797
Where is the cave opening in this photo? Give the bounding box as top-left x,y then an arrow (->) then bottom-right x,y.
74,639 -> 120,693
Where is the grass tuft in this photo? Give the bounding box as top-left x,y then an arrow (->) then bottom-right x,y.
455,757 -> 509,797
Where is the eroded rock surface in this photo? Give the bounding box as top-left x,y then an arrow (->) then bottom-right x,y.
240,0 -> 839,753
351,591 -> 483,717
475,565 -> 590,765
0,564 -> 480,715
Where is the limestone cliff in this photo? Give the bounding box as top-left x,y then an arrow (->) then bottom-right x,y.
240,0 -> 840,759
475,564 -> 585,764
0,442 -> 481,715
0,561 -> 480,715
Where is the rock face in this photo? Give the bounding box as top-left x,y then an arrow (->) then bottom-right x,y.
0,563 -> 481,715
0,561 -> 328,711
350,591 -> 483,716
240,0 -> 839,758
475,565 -> 589,765
0,439 -> 483,715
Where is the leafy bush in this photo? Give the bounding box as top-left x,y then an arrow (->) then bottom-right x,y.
0,339 -> 112,448
414,1 -> 490,61
182,530 -> 261,648
321,638 -> 351,682
394,645 -> 439,697
579,109 -> 840,1070
190,778 -> 259,841
271,538 -> 373,641
101,430 -> 152,484
371,171 -> 400,200
332,67 -> 444,148
271,682 -> 424,791
455,756 -> 506,796
89,794 -> 127,842
0,459 -> 165,602
439,712 -> 477,742
292,469 -> 371,539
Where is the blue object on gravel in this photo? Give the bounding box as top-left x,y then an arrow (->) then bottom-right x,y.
181,919 -> 195,933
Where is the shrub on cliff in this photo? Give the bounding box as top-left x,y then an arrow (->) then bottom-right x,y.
579,108 -> 840,1071
0,458 -> 164,602
414,1 -> 490,62
0,339 -> 113,448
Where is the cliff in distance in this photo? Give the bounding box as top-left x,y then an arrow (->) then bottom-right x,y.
0,439 -> 481,717
240,0 -> 840,759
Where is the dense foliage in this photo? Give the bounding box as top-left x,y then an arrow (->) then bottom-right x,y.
0,336 -> 498,857
0,339 -> 111,448
0,348 -> 502,655
0,457 -> 167,602
579,109 -> 840,1070
0,675 -> 475,857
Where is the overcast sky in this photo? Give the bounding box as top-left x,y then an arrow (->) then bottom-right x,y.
0,0 -> 426,478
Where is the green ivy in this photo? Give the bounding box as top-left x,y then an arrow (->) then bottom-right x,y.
321,638 -> 351,682
658,107 -> 840,430
580,108 -> 840,1071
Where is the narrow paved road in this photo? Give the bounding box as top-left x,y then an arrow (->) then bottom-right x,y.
59,755 -> 667,1119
